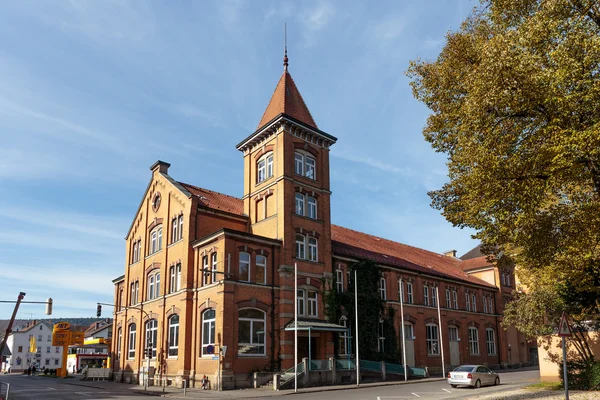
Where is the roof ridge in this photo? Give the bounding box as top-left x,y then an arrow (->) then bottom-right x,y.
177,181 -> 242,201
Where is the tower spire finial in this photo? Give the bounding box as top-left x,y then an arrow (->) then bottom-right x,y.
283,23 -> 288,71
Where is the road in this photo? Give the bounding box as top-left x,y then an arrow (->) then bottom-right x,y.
0,369 -> 540,400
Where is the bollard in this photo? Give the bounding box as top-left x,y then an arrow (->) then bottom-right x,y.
183,378 -> 187,396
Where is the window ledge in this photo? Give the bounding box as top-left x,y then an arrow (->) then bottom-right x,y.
293,173 -> 319,184
145,251 -> 162,260
292,258 -> 324,266
168,239 -> 184,248
255,176 -> 274,188
129,261 -> 141,267
293,214 -> 323,223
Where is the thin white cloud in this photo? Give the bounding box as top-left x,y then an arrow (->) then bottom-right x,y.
333,152 -> 416,177
0,231 -> 119,255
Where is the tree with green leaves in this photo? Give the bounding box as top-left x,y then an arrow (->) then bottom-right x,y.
407,0 -> 600,379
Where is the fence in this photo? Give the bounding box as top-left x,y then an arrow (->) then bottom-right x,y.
335,359 -> 356,370
309,359 -> 330,371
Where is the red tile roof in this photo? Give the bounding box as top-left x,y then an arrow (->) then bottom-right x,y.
331,225 -> 496,288
257,71 -> 318,130
178,182 -> 246,217
458,255 -> 495,271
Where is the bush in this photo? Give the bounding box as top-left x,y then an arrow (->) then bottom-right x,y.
560,359 -> 600,390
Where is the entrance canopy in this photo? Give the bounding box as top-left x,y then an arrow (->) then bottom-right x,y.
284,320 -> 348,333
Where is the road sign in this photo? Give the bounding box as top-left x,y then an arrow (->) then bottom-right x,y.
52,331 -> 71,346
206,344 -> 214,354
53,322 -> 71,332
558,312 -> 572,337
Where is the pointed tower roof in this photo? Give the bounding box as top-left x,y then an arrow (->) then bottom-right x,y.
257,70 -> 318,130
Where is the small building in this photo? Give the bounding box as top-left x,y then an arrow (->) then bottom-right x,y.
66,320 -> 112,373
2,321 -> 63,373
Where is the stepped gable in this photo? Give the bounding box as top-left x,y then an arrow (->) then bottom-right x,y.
178,182 -> 245,217
331,225 -> 495,288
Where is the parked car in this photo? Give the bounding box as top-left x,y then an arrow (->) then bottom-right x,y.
447,365 -> 500,388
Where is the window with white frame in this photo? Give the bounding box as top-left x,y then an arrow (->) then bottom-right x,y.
150,225 -> 163,254
257,153 -> 274,183
128,324 -> 136,359
169,263 -> 181,293
407,282 -> 413,304
483,296 -> 488,313
239,252 -> 250,282
132,239 -> 141,264
256,255 -> 266,284
295,234 -> 306,259
486,328 -> 496,355
297,289 -> 305,315
453,290 -> 458,309
336,270 -> 344,293
308,237 -> 318,262
171,216 -> 180,243
202,256 -> 210,285
403,323 -> 414,340
506,272 -> 511,287
147,271 -> 160,300
307,290 -> 318,316
145,319 -> 158,358
168,315 -> 179,357
446,289 -> 451,308
488,297 -> 493,314
379,277 -> 387,300
201,309 -> 216,356
423,285 -> 429,306
468,327 -> 479,355
46,346 -> 50,353
339,317 -> 351,356
449,326 -> 459,341
431,286 -> 438,306
378,320 -> 385,353
238,309 -> 266,355
501,271 -> 506,286
117,328 -> 122,360
307,196 -> 317,219
294,151 -> 316,180
178,215 -> 183,239
426,324 -> 439,355
295,193 -> 305,215
466,292 -> 471,311
472,294 -> 477,312
211,253 -> 218,283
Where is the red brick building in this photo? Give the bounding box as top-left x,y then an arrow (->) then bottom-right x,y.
112,57 -> 529,388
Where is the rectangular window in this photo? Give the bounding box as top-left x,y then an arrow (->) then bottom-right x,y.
339,318 -> 350,356
172,217 -> 178,243
423,285 -> 429,306
506,273 -> 511,287
307,197 -> 317,219
294,153 -> 304,175
501,272 -> 506,286
486,329 -> 496,355
336,270 -> 344,293
257,158 -> 266,183
169,266 -> 176,293
446,289 -> 451,308
266,154 -> 273,178
308,238 -> 318,262
488,297 -> 493,314
466,293 -> 471,311
202,309 -> 216,356
469,327 -> 480,355
202,256 -> 209,285
46,347 -> 50,353
426,324 -> 439,355
431,286 -> 438,307
239,252 -> 250,282
407,282 -> 413,304
211,253 -> 218,283
449,326 -> 459,341
151,231 -> 157,254
378,320 -> 385,353
132,240 -> 138,264
295,193 -> 304,215
379,278 -> 386,300
403,323 -> 414,340
307,291 -> 318,317
297,289 -> 305,316
117,328 -> 122,360
45,359 -> 50,366
128,326 -> 136,359
256,255 -> 266,284
54,359 -> 59,366
178,215 -> 184,240
18,346 -> 22,352
168,317 -> 179,357
453,290 -> 458,309
38,335 -> 42,341
305,156 -> 316,179
483,297 -> 488,313
472,294 -> 477,312
55,347 -> 59,353
48,335 -> 51,341
295,235 -> 305,259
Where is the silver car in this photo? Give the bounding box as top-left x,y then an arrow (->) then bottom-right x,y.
447,365 -> 500,388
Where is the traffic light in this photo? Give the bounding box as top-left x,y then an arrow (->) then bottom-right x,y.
96,304 -> 102,317
45,298 -> 53,315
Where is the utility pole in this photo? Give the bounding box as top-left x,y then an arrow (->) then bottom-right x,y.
0,292 -> 26,365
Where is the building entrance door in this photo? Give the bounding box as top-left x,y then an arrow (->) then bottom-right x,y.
298,336 -> 317,361
449,341 -> 460,367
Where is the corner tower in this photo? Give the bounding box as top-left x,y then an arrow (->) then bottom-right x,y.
236,54 -> 337,274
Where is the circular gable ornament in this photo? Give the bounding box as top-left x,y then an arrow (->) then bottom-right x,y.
152,192 -> 161,212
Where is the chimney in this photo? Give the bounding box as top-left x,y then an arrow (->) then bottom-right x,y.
444,250 -> 457,258
150,160 -> 170,175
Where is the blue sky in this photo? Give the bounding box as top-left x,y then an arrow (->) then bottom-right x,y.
0,0 -> 479,319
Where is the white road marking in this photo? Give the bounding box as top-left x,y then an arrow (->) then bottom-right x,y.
411,393 -> 421,398
47,386 -> 57,390
442,388 -> 452,393
74,392 -> 92,397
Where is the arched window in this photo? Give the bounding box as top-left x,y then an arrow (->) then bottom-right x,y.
238,309 -> 266,356
168,315 -> 180,357
295,193 -> 305,215
257,152 -> 274,183
307,196 -> 317,219
145,319 -> 158,358
150,225 -> 163,254
116,327 -> 122,360
128,323 -> 136,359
256,255 -> 266,284
486,328 -> 496,355
201,309 -> 216,356
239,252 -> 250,282
295,234 -> 305,259
294,151 -> 316,180
147,271 -> 160,300
308,237 -> 318,262
426,323 -> 439,355
468,326 -> 479,355
448,325 -> 459,341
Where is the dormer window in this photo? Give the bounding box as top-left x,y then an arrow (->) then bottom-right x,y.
257,153 -> 273,184
294,151 -> 316,180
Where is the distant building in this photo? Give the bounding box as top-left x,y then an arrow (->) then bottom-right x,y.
66,319 -> 113,373
2,320 -> 63,373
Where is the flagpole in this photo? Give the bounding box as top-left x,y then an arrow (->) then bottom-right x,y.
294,262 -> 298,393
400,278 -> 407,382
354,269 -> 360,386
436,286 -> 445,378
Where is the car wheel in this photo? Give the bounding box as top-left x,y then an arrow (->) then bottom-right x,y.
495,377 -> 500,386
474,379 -> 481,388
451,384 -> 458,388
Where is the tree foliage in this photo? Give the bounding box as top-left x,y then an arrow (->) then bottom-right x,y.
407,0 -> 600,331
